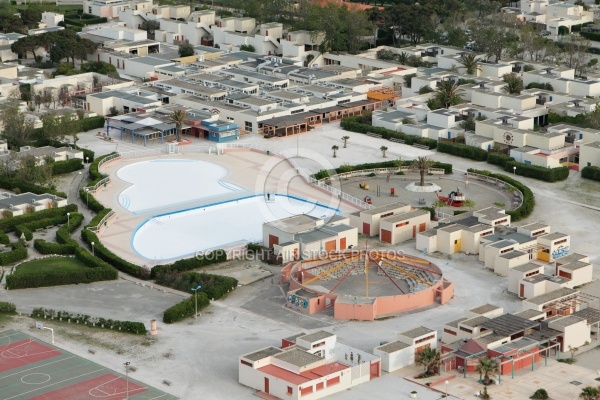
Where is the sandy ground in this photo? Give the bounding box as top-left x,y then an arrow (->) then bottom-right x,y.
2,123 -> 599,400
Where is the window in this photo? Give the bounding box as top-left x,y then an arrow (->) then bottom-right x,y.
300,386 -> 313,396
240,360 -> 252,366
500,247 -> 514,254
326,377 -> 340,386
532,230 -> 546,237
316,382 -> 324,391
443,328 -> 457,336
381,212 -> 394,218
480,231 -> 493,237
495,219 -> 508,225
558,270 -> 572,279
525,271 -> 539,277
287,387 -> 293,395
554,238 -> 568,245
245,121 -> 252,131
396,221 -> 408,228
415,334 -> 436,344
459,326 -> 473,334
313,341 -> 325,349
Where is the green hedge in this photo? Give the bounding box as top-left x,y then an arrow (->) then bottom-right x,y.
0,176 -> 67,199
0,204 -> 77,233
31,308 -> 145,334
0,301 -> 16,314
81,229 -> 149,279
34,239 -> 77,255
581,31 -> 600,42
0,244 -> 28,265
581,166 -> 600,181
504,161 -> 569,182
437,141 -> 489,161
82,152 -> 116,213
468,169 -> 534,221
547,111 -> 587,126
331,160 -> 453,174
163,294 -> 209,324
15,213 -> 72,241
340,117 -> 438,149
150,249 -> 227,278
87,208 -> 112,228
80,189 -> 106,213
51,158 -> 84,175
6,252 -> 117,290
0,231 -> 9,245
487,153 -> 514,167
80,116 -> 106,132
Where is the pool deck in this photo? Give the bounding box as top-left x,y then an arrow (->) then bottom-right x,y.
93,150 -> 362,266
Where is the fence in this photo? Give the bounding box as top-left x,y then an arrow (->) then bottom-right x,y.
180,145 -> 214,154
97,153 -> 121,171
87,210 -> 116,235
118,148 -> 163,158
324,167 -> 445,181
85,177 -> 111,193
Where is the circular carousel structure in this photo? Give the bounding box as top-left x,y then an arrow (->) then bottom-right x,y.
283,250 -> 454,321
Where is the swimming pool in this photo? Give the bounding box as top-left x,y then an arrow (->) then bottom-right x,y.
132,194 -> 341,261
117,159 -> 243,214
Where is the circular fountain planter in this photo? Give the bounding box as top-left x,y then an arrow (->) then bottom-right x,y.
405,182 -> 442,193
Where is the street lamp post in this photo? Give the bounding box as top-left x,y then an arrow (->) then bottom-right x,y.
513,166 -> 516,177
67,212 -> 70,230
85,157 -> 89,164
85,188 -> 89,207
91,242 -> 95,256
191,285 -> 202,319
124,361 -> 130,399
445,380 -> 449,398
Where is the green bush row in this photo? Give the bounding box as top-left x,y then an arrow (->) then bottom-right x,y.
80,116 -> 106,132
437,141 -> 489,161
0,204 -> 77,233
486,152 -> 514,167
80,188 -> 105,213
163,293 -> 209,324
81,229 -> 150,279
581,166 -> 600,181
51,158 -> 84,175
31,308 -> 145,334
15,213 -> 73,241
33,239 -> 77,255
340,117 -> 438,149
150,249 -> 228,278
0,176 -> 67,199
468,169 -> 535,221
0,244 -> 28,266
0,301 -> 16,314
87,208 -> 112,228
0,231 -> 9,245
503,161 -> 569,183
580,31 -> 600,42
338,160 -> 452,174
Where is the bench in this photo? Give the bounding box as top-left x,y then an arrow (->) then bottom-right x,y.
366,132 -> 383,139
163,380 -> 172,386
412,144 -> 430,150
389,138 -> 405,144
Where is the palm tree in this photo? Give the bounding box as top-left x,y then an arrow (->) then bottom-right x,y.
331,145 -> 339,158
415,347 -> 441,375
434,80 -> 464,109
433,199 -> 447,218
579,386 -> 600,400
412,156 -> 432,187
168,109 -> 187,142
342,135 -> 350,148
459,53 -> 481,75
462,199 -> 476,211
476,358 -> 499,386
397,52 -> 409,65
380,146 -> 388,158
501,73 -> 523,94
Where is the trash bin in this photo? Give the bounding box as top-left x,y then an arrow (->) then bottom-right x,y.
267,150 -> 270,155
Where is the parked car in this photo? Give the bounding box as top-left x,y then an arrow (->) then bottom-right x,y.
540,30 -> 551,36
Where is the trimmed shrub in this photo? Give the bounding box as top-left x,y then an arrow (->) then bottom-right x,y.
150,249 -> 227,278
581,31 -> 600,42
468,169 -> 534,221
0,301 -> 17,314
487,153 -> 514,167
0,176 -> 67,199
531,388 -> 549,400
504,161 -> 569,182
0,204 -> 77,233
81,229 -> 149,279
437,141 -> 489,161
581,166 -> 600,181
163,294 -> 209,324
34,239 -> 77,255
0,244 -> 28,265
80,189 -> 106,213
340,117 -> 438,149
80,116 -> 106,132
0,231 -> 9,245
87,208 -> 112,228
330,160 -> 452,175
51,158 -> 84,175
31,308 -> 145,334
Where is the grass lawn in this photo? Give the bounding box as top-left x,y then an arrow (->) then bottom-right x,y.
14,257 -> 89,275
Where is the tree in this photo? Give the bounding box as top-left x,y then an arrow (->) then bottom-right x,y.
80,61 -> 118,76
459,53 -> 480,75
141,20 -> 160,38
168,109 -> 187,142
469,13 -> 519,62
434,80 -> 464,109
412,156 -> 431,187
531,388 -> 549,400
239,44 -> 256,52
562,36 -> 591,76
502,73 -> 523,94
480,385 -> 491,400
178,43 -> 195,57
342,136 -> 350,148
15,154 -> 52,186
380,146 -> 388,158
331,145 -> 339,158
476,358 -> 499,386
0,107 -> 35,149
462,199 -> 476,211
415,347 -> 441,375
108,106 -> 119,117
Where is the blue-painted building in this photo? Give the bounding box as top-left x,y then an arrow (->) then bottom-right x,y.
185,111 -> 240,143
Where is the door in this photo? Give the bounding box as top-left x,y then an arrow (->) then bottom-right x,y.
325,240 -> 336,252
538,249 -> 550,262
519,283 -> 524,298
264,377 -> 269,394
454,239 -> 461,252
363,222 -> 370,235
381,229 -> 392,243
268,234 -> 279,248
412,225 -> 417,238
340,237 -> 346,250
419,223 -> 426,232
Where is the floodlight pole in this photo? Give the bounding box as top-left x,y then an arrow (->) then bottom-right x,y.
124,361 -> 130,399
191,285 -> 202,319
